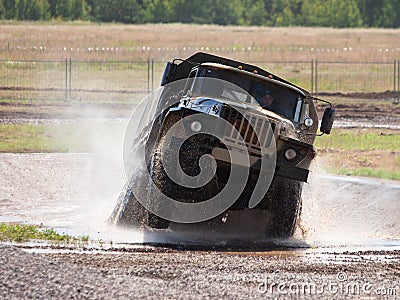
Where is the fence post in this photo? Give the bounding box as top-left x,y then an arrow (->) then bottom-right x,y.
398,59 -> 400,102
151,59 -> 154,92
311,59 -> 314,94
394,59 -> 397,94
147,59 -> 150,94
69,58 -> 72,101
65,58 -> 68,101
315,59 -> 318,97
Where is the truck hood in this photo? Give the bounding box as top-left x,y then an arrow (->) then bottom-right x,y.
186,96 -> 295,130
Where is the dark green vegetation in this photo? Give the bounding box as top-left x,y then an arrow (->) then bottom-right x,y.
0,223 -> 89,242
0,0 -> 400,28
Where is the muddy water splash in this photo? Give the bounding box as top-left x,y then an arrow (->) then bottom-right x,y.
1,152 -> 399,248
299,163 -> 400,247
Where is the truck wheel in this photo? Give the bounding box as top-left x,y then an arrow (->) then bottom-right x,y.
110,165 -> 169,229
109,172 -> 148,228
146,151 -> 172,229
146,209 -> 170,229
269,177 -> 302,238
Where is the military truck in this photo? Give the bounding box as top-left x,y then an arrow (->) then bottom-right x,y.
112,52 -> 335,238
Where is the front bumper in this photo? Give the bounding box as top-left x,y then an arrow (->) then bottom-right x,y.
211,136 -> 315,183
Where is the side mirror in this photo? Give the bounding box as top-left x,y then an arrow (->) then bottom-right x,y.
320,107 -> 335,134
161,62 -> 177,86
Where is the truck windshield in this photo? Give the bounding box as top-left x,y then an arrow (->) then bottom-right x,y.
192,66 -> 302,122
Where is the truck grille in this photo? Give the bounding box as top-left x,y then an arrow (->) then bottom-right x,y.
221,107 -> 276,156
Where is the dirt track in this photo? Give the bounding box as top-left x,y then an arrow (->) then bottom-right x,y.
0,95 -> 399,128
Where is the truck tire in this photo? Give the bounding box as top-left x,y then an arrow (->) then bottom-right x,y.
146,151 -> 172,229
110,166 -> 169,229
110,179 -> 147,228
269,177 -> 302,238
146,133 -> 222,229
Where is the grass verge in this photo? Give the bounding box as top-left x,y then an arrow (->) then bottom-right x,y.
315,128 -> 400,180
0,122 -> 124,153
331,167 -> 400,181
0,223 -> 89,243
0,124 -> 64,153
315,128 -> 400,151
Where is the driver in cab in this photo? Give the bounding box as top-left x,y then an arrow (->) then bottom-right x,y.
254,84 -> 276,109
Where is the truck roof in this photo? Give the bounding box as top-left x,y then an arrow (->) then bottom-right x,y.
171,52 -> 310,97
199,62 -> 306,97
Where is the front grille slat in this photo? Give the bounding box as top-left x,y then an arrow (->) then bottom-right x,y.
265,123 -> 275,148
222,107 -> 275,156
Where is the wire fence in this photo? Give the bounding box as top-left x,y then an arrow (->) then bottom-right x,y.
0,59 -> 399,102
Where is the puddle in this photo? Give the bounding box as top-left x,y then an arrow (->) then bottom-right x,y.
1,153 -> 400,253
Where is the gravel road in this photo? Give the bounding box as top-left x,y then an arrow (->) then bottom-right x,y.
1,244 -> 399,299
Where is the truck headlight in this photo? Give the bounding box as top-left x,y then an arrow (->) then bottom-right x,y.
190,121 -> 202,132
284,148 -> 297,160
304,117 -> 314,127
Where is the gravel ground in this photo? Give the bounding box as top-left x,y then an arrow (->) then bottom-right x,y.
0,245 -> 178,299
1,245 -> 399,299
